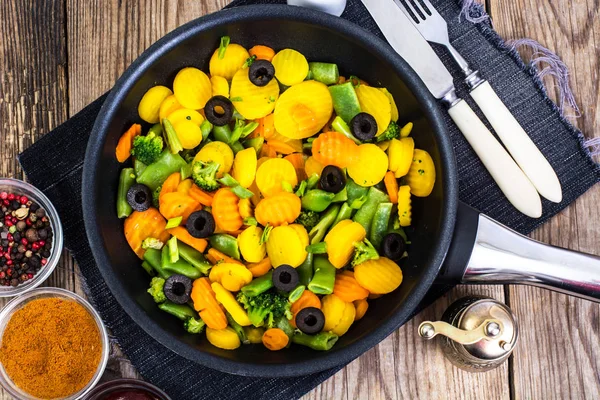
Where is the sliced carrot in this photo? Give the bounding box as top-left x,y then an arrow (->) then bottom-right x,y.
337,76 -> 346,84
354,299 -> 369,321
267,139 -> 300,155
160,172 -> 181,202
247,257 -> 272,277
207,248 -> 244,266
159,192 -> 201,221
262,328 -> 289,351
284,153 -> 307,181
253,113 -> 275,139
115,124 -> 142,163
249,45 -> 276,62
212,188 -> 243,232
384,171 -> 399,204
333,270 -> 369,303
167,226 -> 208,253
191,278 -> 228,330
188,185 -> 214,206
259,143 -> 277,158
177,179 -> 194,195
124,208 -> 170,259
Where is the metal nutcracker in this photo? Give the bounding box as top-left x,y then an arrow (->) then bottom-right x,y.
418,296 -> 518,372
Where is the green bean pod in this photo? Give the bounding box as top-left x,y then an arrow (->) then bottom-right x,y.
308,256 -> 336,295
240,271 -> 273,297
158,301 -> 197,321
143,248 -> 170,279
370,202 -> 393,249
117,168 -> 136,218
332,202 -> 354,226
309,62 -> 340,86
353,187 -> 390,236
178,241 -> 212,275
292,332 -> 339,351
297,253 -> 314,286
209,234 -> 241,259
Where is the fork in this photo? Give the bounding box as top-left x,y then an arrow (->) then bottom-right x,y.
396,0 -> 563,204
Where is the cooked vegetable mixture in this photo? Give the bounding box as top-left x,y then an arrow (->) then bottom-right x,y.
115,38 -> 436,352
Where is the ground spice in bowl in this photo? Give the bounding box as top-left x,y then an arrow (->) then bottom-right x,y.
0,297 -> 103,399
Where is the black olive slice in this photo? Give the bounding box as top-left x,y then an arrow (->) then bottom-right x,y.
296,307 -> 325,334
126,184 -> 152,212
205,96 -> 234,126
350,112 -> 378,142
272,265 -> 299,292
381,233 -> 406,261
164,274 -> 193,304
319,165 -> 346,193
249,60 -> 275,87
186,210 -> 216,239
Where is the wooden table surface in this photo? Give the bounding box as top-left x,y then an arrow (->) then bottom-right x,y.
1,0 -> 599,399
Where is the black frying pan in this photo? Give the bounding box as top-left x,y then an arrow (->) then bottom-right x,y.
82,5 -> 600,377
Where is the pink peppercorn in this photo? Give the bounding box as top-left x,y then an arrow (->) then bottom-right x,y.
6,234 -> 12,242
7,194 -> 14,201
27,273 -> 33,279
5,260 -> 12,266
5,221 -> 12,227
25,219 -> 32,226
41,259 -> 47,265
19,196 -> 28,204
21,238 -> 28,246
0,192 -> 6,200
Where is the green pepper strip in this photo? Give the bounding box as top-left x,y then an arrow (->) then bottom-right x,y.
243,137 -> 264,154
226,312 -> 248,344
117,168 -> 135,218
346,178 -> 369,204
306,174 -> 320,190
370,202 -> 393,249
166,236 -> 179,263
213,125 -> 234,144
292,332 -> 339,351
288,285 -> 306,303
209,234 -> 241,260
178,241 -> 212,275
331,116 -> 361,145
297,253 -> 314,286
143,248 -> 170,279
180,164 -> 192,180
158,302 -> 197,321
332,187 -> 348,203
302,190 -> 336,212
200,120 -> 213,141
309,204 -> 341,245
240,271 -> 273,297
163,118 -> 184,154
306,242 -> 328,254
137,150 -> 187,191
308,256 -> 336,295
333,202 -> 354,226
161,246 -> 201,279
134,159 -> 147,178
353,187 -> 390,237
140,261 -> 156,277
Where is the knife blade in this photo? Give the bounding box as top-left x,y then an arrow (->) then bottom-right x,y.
361,0 -> 543,218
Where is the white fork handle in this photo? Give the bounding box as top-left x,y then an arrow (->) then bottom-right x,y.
448,99 -> 542,218
470,81 -> 562,203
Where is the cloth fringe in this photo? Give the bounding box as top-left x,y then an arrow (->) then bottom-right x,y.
459,0 -> 490,24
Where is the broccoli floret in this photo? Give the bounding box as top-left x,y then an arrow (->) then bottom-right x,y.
192,161 -> 221,192
131,132 -> 164,165
352,238 -> 380,266
295,210 -> 320,232
147,277 -> 166,303
142,237 -> 164,250
236,291 -> 292,328
376,121 -> 400,143
184,317 -> 206,334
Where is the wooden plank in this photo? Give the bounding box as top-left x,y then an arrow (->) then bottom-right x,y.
304,285 -> 510,400
489,0 -> 600,399
0,0 -> 70,399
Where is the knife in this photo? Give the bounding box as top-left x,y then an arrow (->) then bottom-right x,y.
361,0 -> 542,218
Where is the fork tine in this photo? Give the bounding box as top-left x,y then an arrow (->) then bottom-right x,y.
406,0 -> 429,19
418,0 -> 437,15
395,0 -> 424,22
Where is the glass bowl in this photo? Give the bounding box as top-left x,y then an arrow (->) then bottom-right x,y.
0,287 -> 110,399
83,379 -> 172,400
0,178 -> 63,297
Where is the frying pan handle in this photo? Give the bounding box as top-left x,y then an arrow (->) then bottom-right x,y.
439,202 -> 600,303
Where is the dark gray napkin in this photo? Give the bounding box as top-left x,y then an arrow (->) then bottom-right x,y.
18,0 -> 600,399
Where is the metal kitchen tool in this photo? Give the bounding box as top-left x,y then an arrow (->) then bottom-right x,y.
396,0 -> 563,203
287,0 -> 347,16
419,296 -> 518,372
361,0 -> 542,218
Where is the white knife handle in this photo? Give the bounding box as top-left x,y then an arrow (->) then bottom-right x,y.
470,81 -> 562,203
448,99 -> 542,218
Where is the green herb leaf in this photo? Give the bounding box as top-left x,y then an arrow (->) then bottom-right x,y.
243,55 -> 257,68
260,224 -> 273,245
230,97 -> 243,102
